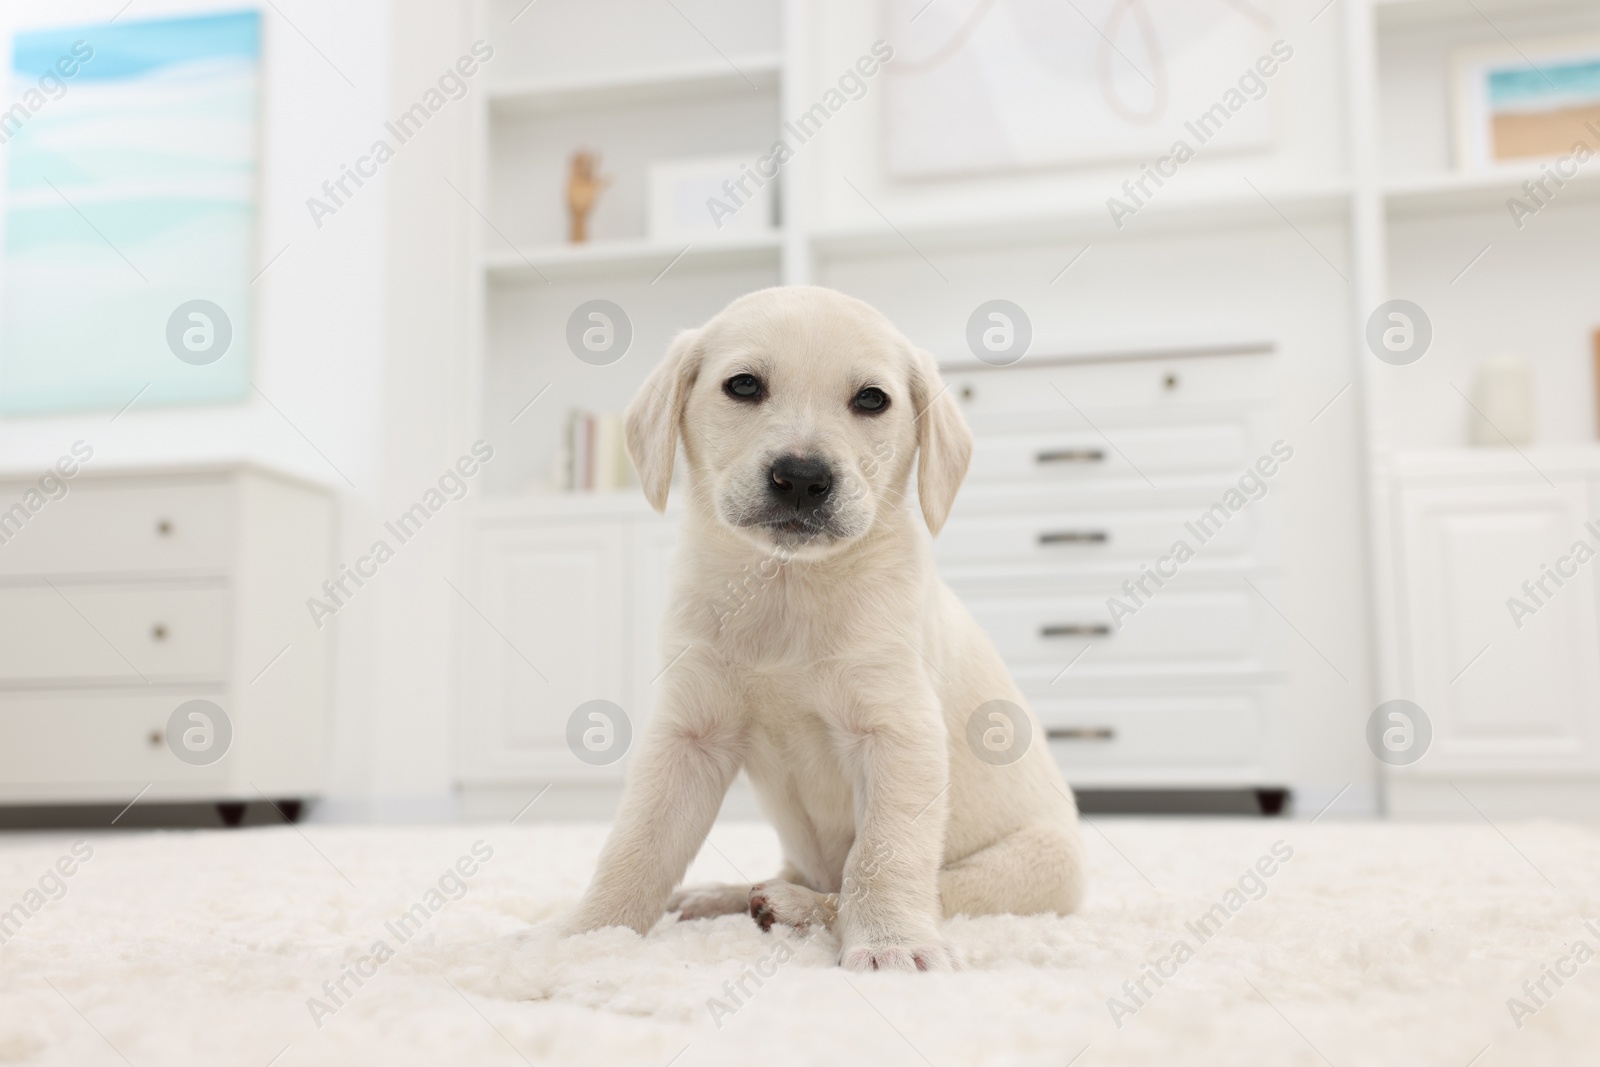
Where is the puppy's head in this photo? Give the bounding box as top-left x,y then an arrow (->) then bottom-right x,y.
625,286 -> 972,557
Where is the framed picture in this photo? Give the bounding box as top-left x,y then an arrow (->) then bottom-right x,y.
0,9 -> 259,415
884,0 -> 1280,178
646,154 -> 774,242
1451,35 -> 1600,171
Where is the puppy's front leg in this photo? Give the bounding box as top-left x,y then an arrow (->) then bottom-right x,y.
834,678 -> 954,972
565,670 -> 742,936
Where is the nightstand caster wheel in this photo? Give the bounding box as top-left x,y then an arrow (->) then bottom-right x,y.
1254,788 -> 1289,816
217,802 -> 247,827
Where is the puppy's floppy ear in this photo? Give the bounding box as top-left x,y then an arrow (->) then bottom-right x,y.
908,345 -> 973,536
625,327 -> 702,511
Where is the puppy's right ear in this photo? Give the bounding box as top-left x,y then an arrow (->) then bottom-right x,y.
625,328 -> 702,511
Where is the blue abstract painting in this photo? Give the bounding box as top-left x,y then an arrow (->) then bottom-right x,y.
1,9 -> 259,414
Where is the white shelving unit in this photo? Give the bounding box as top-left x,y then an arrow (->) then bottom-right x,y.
482,232 -> 783,284
456,0 -> 1600,816
490,54 -> 783,114
1357,0 -> 1600,815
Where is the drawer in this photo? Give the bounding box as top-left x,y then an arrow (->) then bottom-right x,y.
0,583 -> 230,683
0,478 -> 234,576
936,504 -> 1257,568
966,424 -> 1251,486
1029,693 -> 1263,773
0,690 -> 230,792
944,352 -> 1274,424
961,585 -> 1267,674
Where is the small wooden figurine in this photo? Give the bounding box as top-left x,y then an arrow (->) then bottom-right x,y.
566,150 -> 610,244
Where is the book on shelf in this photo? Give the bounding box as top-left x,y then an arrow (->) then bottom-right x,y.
557,409 -> 636,492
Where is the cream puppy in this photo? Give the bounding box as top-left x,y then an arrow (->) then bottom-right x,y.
564,286 -> 1085,971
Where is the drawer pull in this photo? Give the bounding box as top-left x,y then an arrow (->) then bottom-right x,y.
156,519 -> 173,536
151,624 -> 168,642
1038,530 -> 1108,545
1047,726 -> 1116,742
1040,623 -> 1112,638
1036,448 -> 1105,464
147,729 -> 164,748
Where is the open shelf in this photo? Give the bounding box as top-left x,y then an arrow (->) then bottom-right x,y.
490,54 -> 781,114
1374,0 -> 1600,30
811,181 -> 1353,259
482,231 -> 783,283
1384,166 -> 1600,217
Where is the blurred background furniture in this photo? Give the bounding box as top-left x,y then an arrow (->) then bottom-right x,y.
1375,446 -> 1600,814
0,466 -> 334,824
453,0 -> 1600,819
936,351 -> 1287,804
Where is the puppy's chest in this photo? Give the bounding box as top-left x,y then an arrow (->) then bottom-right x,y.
698,572 -> 858,666
742,704 -> 857,846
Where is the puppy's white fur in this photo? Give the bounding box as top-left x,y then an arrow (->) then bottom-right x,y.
565,286 -> 1085,971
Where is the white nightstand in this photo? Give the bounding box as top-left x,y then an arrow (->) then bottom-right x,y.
0,463 -> 335,825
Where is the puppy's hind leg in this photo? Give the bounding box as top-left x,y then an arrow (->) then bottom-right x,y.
939,821 -> 1086,919
674,864 -> 842,928
748,879 -> 839,933
668,883 -> 752,921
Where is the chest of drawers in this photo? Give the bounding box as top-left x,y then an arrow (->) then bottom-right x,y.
937,349 -> 1287,788
0,465 -> 335,817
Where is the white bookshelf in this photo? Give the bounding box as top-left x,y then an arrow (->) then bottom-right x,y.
1383,167 -> 1600,216
483,232 -> 783,283
489,54 -> 784,114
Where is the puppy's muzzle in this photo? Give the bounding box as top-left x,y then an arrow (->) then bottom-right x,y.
768,455 -> 833,513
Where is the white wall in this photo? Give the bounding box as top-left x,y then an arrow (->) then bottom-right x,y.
342,0 -> 479,821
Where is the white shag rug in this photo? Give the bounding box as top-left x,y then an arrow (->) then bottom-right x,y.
1,818 -> 1598,1066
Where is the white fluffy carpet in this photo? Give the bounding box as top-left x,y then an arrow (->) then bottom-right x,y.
2,818 -> 1598,1066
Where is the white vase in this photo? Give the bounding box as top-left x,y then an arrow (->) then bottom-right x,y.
1471,355 -> 1535,446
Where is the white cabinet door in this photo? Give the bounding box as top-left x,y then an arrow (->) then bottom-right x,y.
1396,476 -> 1600,774
458,523 -> 626,781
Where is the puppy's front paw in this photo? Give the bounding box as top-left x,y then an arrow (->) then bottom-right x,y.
561,897 -> 654,937
668,883 -> 752,921
560,907 -> 611,937
748,880 -> 833,932
840,939 -> 959,972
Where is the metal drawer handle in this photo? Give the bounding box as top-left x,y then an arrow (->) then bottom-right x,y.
151,624 -> 168,642
1038,530 -> 1108,545
1047,727 -> 1116,742
1036,448 -> 1105,464
1040,623 -> 1112,638
156,519 -> 173,536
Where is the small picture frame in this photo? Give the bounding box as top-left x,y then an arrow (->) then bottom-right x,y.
646,154 -> 775,242
1451,35 -> 1600,171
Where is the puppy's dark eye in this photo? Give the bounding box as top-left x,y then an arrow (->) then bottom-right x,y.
853,387 -> 889,414
724,374 -> 764,401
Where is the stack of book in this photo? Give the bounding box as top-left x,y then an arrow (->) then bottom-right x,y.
558,410 -> 636,492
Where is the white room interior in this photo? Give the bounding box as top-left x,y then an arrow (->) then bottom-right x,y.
1,0 -> 1598,1063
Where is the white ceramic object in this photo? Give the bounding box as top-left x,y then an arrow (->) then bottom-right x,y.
1472,355 -> 1536,446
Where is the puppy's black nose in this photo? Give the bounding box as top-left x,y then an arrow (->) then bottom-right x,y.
769,455 -> 832,507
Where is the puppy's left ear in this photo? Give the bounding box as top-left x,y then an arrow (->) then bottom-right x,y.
908,346 -> 973,536
625,328 -> 702,511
